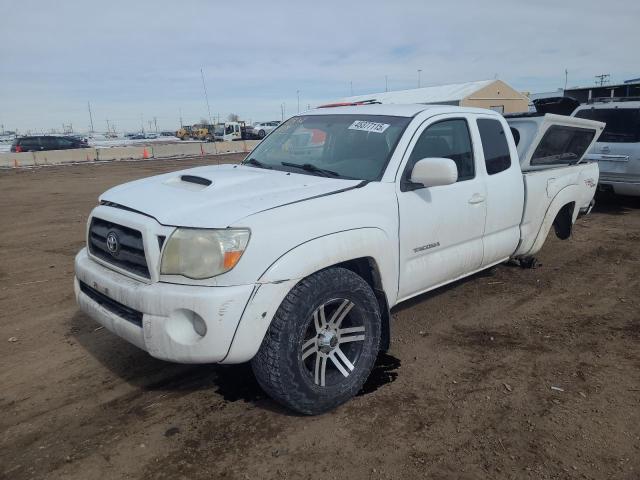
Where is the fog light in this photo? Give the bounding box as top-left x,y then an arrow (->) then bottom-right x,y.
166,309 -> 207,344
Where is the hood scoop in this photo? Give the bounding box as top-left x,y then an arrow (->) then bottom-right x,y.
163,174 -> 213,191
181,175 -> 212,186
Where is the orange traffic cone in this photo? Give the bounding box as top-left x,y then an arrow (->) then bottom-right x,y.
143,147 -> 150,159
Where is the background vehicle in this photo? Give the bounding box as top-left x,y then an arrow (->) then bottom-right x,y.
214,121 -> 254,141
252,121 -> 280,138
176,126 -> 192,140
572,100 -> 640,196
11,135 -> 89,152
74,104 -> 602,415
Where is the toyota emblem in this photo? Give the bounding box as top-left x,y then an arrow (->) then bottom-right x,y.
106,231 -> 120,256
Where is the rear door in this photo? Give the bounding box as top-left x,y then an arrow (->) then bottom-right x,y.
397,114 -> 486,300
473,115 -> 524,267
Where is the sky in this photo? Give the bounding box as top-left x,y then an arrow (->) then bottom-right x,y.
1,0 -> 639,133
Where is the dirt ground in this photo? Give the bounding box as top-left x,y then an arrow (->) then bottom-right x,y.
1,155 -> 639,480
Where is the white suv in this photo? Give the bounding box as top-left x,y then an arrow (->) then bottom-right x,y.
573,101 -> 640,196
253,121 -> 280,138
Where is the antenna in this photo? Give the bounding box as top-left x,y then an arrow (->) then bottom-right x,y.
201,68 -> 213,124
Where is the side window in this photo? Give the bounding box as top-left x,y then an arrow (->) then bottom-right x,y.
56,137 -> 74,148
41,137 -> 58,149
530,126 -> 595,166
22,138 -> 40,149
406,119 -> 475,182
477,118 -> 512,175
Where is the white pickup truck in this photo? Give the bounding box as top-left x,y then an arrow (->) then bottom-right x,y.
74,104 -> 603,414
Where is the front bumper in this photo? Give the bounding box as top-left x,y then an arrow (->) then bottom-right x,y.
74,248 -> 255,363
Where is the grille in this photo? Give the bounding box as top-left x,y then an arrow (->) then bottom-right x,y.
79,281 -> 143,327
88,217 -> 150,278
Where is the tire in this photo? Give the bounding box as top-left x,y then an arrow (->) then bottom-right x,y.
252,267 -> 381,415
258,129 -> 266,138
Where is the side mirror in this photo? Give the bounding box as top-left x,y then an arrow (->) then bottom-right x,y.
410,157 -> 458,188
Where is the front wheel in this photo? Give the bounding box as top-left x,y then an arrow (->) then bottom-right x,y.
252,267 -> 381,415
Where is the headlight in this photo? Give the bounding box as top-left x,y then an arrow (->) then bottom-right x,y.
160,228 -> 250,279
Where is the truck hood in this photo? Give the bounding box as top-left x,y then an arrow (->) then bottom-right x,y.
99,164 -> 362,228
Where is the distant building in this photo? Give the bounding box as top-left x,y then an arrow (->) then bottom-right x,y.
564,79 -> 640,103
340,79 -> 530,114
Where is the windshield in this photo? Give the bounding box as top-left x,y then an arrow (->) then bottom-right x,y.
243,114 -> 411,180
574,107 -> 640,143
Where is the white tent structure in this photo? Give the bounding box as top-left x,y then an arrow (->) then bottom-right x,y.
340,79 -> 530,114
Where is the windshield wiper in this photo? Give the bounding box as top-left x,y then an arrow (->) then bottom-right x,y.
243,158 -> 272,169
280,162 -> 341,178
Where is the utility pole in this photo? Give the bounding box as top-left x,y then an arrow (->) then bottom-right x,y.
297,90 -> 300,113
201,68 -> 212,124
385,75 -> 388,92
140,114 -> 144,133
417,69 -> 422,88
153,117 -> 158,133
106,118 -> 111,134
87,101 -> 94,133
595,74 -> 610,86
179,108 -> 183,128
564,69 -> 568,91
350,81 -> 353,96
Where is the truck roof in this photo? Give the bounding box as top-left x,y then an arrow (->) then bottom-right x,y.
303,103 -> 503,118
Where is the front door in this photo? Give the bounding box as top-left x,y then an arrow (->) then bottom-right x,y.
397,115 -> 487,300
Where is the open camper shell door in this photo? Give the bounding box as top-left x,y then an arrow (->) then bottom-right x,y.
507,114 -> 605,171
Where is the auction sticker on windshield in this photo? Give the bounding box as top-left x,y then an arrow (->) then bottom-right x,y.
348,120 -> 390,133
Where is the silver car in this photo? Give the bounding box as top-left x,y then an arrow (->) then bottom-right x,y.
252,121 -> 280,139
572,101 -> 640,196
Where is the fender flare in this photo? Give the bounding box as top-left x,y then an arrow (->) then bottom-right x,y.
258,227 -> 397,299
519,184 -> 580,257
223,228 -> 397,363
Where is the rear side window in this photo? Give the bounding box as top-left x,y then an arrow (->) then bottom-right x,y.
20,137 -> 40,149
574,108 -> 640,143
477,119 -> 511,175
530,126 -> 595,166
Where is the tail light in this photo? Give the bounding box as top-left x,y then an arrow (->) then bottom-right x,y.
15,145 -> 22,152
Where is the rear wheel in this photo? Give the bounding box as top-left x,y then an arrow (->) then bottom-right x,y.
258,129 -> 266,138
252,267 -> 381,415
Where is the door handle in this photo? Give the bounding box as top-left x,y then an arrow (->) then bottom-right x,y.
468,193 -> 485,204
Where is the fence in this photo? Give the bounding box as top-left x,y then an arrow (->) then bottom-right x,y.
0,140 -> 260,168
